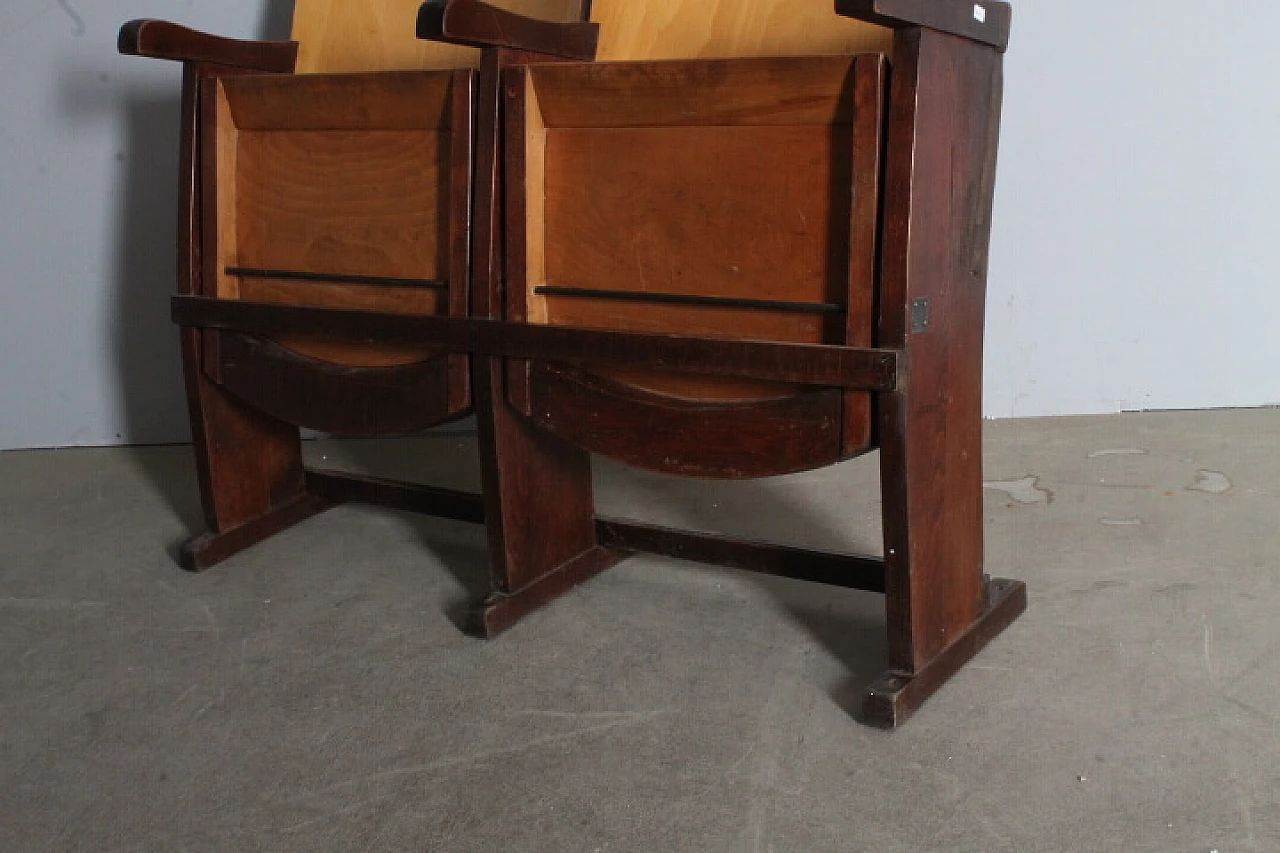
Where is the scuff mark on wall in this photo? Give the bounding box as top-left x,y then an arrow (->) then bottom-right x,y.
55,0 -> 85,37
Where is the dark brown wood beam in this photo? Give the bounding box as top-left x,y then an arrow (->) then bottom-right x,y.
596,518 -> 887,593
171,296 -> 900,390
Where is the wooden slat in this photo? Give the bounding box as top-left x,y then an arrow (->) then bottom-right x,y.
216,71 -> 455,131
305,470 -> 486,523
595,518 -> 887,593
526,55 -> 863,129
205,72 -> 463,367
170,297 -> 901,390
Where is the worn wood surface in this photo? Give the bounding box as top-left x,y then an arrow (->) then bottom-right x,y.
864,578 -> 1027,727
293,0 -> 585,72
305,470 -> 486,524
877,28 -> 1006,673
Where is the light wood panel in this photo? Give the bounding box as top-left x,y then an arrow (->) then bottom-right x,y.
291,0 -> 586,73
590,0 -> 892,61
511,56 -> 878,403
206,72 -> 461,366
540,124 -> 848,400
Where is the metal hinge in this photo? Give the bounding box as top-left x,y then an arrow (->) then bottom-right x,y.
910,297 -> 931,334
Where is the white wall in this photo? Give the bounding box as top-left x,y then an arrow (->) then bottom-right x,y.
984,1 -> 1280,417
0,0 -> 289,450
1,1 -> 1277,450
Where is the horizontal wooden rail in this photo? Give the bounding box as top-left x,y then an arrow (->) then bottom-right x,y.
305,470 -> 486,524
596,518 -> 887,594
172,296 -> 899,390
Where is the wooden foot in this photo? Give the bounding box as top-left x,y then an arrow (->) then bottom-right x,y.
863,577 -> 1026,728
469,546 -> 623,638
179,492 -> 332,572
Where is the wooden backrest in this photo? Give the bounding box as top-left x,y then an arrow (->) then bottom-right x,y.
291,0 -> 893,73
590,0 -> 892,61
291,0 -> 585,73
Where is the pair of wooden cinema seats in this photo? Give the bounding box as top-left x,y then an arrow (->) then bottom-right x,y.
119,0 -> 1025,728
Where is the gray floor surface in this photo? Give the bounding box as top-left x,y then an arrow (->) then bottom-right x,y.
1,409 -> 1276,852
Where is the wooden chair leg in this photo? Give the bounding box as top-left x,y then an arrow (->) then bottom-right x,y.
860,26 -> 1026,727
468,356 -> 620,637
178,330 -> 325,571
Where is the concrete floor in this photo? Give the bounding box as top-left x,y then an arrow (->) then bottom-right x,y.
1,409 -> 1277,851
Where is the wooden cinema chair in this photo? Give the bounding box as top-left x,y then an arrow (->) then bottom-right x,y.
418,0 -> 1027,727
116,0 -> 590,569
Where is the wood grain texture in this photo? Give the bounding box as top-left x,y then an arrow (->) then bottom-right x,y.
203,71 -> 464,366
506,56 -> 879,411
529,365 -> 844,478
292,0 -> 585,72
588,0 -> 891,61
209,331 -> 451,436
877,28 -> 1005,672
215,69 -> 455,130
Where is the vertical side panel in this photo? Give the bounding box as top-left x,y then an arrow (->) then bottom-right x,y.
447,69 -> 476,412
843,52 -> 886,454
472,50 -> 601,597
185,66 -> 304,535
879,29 -> 1003,671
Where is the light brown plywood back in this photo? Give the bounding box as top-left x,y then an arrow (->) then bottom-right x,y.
589,0 -> 893,61
291,0 -> 587,73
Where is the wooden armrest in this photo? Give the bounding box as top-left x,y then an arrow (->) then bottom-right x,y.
118,19 -> 298,71
836,0 -> 1011,51
416,0 -> 599,61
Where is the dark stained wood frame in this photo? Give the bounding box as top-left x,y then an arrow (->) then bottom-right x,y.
122,0 -> 1025,728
